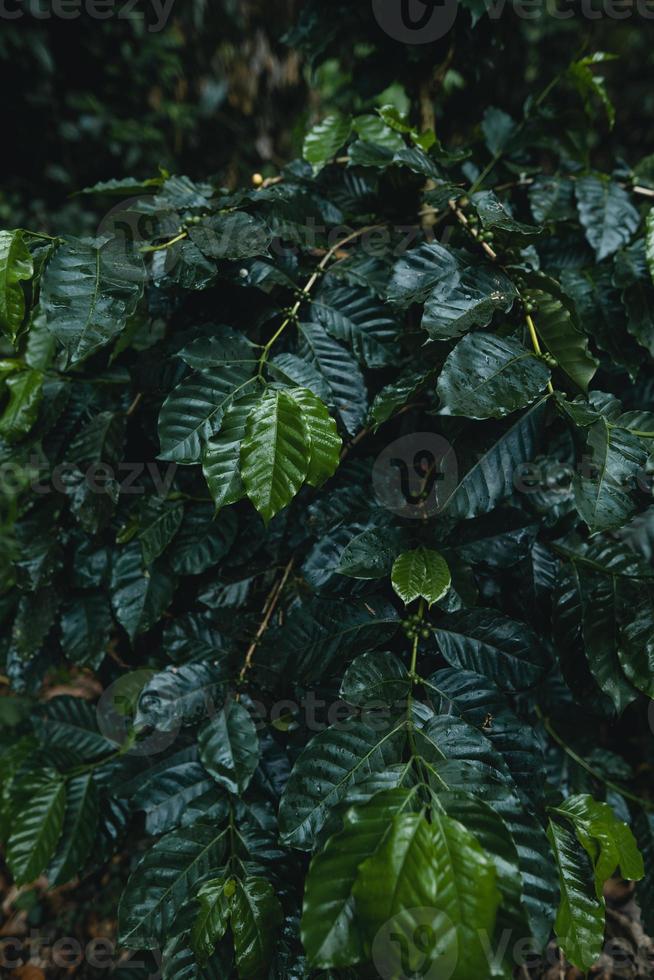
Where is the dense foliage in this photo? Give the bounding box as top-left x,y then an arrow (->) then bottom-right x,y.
3,6 -> 654,977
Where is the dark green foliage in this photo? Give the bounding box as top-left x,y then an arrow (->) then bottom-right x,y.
2,10 -> 654,979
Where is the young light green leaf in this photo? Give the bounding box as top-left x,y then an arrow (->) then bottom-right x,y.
0,368 -> 44,441
303,114 -> 352,170
547,817 -> 604,971
554,794 -> 644,896
240,388 -> 309,523
391,547 -> 451,606
353,809 -> 500,980
301,789 -> 413,969
525,287 -> 598,391
0,229 -> 34,342
202,393 -> 259,512
288,386 -> 341,487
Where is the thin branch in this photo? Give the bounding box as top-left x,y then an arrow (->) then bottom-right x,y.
537,707 -> 654,811
238,557 -> 295,683
126,392 -> 143,417
257,224 -> 384,376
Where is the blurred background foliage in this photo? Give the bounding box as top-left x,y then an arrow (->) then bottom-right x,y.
2,0 -> 653,233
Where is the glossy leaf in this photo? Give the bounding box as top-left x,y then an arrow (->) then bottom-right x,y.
437,333 -> 551,420
198,700 -> 260,794
41,237 -> 145,364
391,547 -> 451,606
0,229 -> 34,342
240,388 -> 309,523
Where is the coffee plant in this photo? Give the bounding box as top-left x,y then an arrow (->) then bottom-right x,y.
2,14 -> 654,978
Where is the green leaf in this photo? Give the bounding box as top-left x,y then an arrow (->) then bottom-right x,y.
553,794 -> 643,896
6,772 -> 66,885
110,542 -> 175,641
40,236 -> 145,364
202,393 -> 259,512
340,651 -> 410,706
338,526 -> 407,579
646,207 -> 654,285
572,417 -> 648,531
525,286 -> 598,391
177,330 -> 258,375
0,368 -> 43,441
240,388 -> 309,523
423,263 -> 517,341
298,321 -> 367,435
387,241 -> 459,310
575,175 -> 640,262
529,176 -> 576,224
0,229 -> 34,342
569,53 -> 617,128
48,772 -> 99,884
353,809 -> 500,980
60,594 -> 114,669
138,498 -> 184,565
133,761 -> 216,836
230,877 -> 283,979
437,333 -> 551,420
136,662 -> 226,733
303,114 -> 352,170
352,114 -> 404,150
369,366 -> 434,428
34,696 -> 115,760
481,106 -> 517,155
198,700 -> 260,795
617,580 -> 654,698
169,504 -> 237,575
440,400 -> 547,520
433,609 -> 547,691
553,561 -> 638,715
278,717 -> 407,848
118,820 -> 229,948
191,877 -> 230,963
301,789 -> 412,969
158,367 -> 256,465
288,387 -> 341,487
188,213 -> 271,260
312,284 -> 400,368
471,190 -> 542,242
391,547 -> 451,606
547,817 -> 604,970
